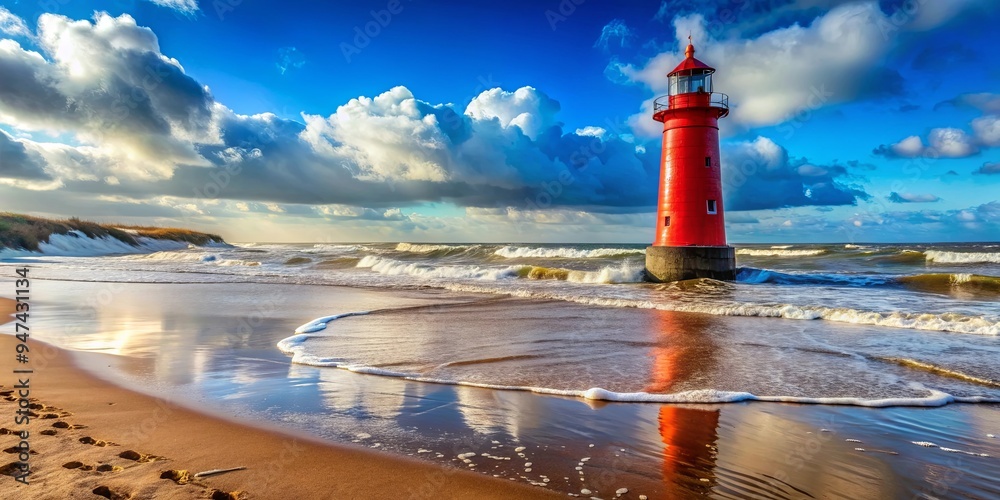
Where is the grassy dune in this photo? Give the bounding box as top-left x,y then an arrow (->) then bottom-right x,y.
0,213 -> 224,251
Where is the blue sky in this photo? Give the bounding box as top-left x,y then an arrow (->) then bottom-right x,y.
0,0 -> 997,243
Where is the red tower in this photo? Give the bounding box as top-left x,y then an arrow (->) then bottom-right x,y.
644,42 -> 736,282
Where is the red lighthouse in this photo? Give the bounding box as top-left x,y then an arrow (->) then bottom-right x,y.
644,41 -> 736,282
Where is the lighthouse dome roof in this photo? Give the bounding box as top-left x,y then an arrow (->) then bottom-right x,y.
668,43 -> 715,76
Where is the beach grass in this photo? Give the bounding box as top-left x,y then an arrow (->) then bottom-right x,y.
0,213 -> 223,251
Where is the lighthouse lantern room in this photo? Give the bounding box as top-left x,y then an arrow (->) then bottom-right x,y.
644,41 -> 737,283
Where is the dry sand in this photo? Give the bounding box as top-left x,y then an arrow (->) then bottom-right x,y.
0,297 -> 13,324
0,326 -> 556,499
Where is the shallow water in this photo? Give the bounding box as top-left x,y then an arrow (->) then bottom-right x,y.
6,242 -> 1000,401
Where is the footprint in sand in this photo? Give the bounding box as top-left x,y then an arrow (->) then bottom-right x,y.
92,485 -> 130,499
64,461 -> 124,473
2,446 -> 37,455
79,436 -> 118,447
160,469 -> 192,484
0,462 -> 25,476
51,421 -> 87,429
40,430 -> 58,436
210,490 -> 248,500
120,450 -> 161,463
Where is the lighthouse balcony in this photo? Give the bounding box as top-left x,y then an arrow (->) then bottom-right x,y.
653,92 -> 729,118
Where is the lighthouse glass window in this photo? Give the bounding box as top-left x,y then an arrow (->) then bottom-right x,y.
669,72 -> 713,95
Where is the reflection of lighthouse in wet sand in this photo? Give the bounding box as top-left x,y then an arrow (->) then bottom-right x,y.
645,40 -> 736,282
647,309 -> 722,493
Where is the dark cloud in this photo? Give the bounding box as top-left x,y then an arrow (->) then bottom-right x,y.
0,131 -> 51,180
846,160 -> 877,171
888,192 -> 941,203
974,162 -> 1000,175
934,93 -> 1000,114
722,137 -> 870,211
0,44 -> 72,124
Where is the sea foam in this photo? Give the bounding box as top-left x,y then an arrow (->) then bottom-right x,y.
494,246 -> 645,259
925,250 -> 1000,264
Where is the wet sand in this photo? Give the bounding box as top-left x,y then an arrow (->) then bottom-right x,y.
0,334 -> 555,499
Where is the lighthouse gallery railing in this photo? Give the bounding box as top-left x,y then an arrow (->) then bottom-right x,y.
653,92 -> 729,113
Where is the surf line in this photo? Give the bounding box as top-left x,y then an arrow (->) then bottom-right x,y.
279,312 -> 1000,409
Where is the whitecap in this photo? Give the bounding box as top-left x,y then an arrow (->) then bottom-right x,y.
736,249 -> 826,257
494,246 -> 644,259
925,250 -> 1000,264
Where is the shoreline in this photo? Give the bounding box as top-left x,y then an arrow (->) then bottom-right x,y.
0,334 -> 556,499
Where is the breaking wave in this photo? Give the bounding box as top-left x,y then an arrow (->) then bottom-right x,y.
394,243 -> 478,255
357,255 -> 522,280
125,251 -> 259,266
521,262 -> 645,284
494,246 -> 645,259
925,250 -> 1000,264
736,248 -> 827,257
438,282 -> 1000,336
355,256 -> 645,284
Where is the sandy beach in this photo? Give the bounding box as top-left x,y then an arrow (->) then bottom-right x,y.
0,331 -> 555,498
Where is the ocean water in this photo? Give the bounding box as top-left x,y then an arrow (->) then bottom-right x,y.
10,241 -> 1000,407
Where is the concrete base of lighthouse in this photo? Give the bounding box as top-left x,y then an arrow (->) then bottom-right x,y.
644,246 -> 736,283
